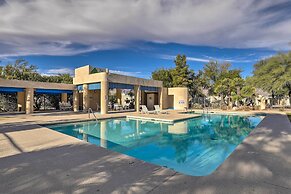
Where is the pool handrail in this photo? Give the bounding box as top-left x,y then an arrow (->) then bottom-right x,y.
88,108 -> 98,122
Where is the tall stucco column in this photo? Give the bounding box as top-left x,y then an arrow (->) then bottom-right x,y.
61,93 -> 68,103
100,81 -> 108,114
158,87 -> 163,109
134,85 -> 141,112
73,90 -> 79,112
17,92 -> 25,112
116,89 -> 122,104
83,84 -> 89,112
25,88 -> 34,114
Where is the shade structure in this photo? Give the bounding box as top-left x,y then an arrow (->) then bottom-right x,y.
0,87 -> 24,93
88,83 -> 101,90
140,86 -> 158,92
35,89 -> 73,94
109,83 -> 134,90
77,85 -> 83,91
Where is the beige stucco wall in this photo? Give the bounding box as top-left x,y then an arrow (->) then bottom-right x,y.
108,73 -> 162,87
88,90 -> 100,111
168,87 -> 189,110
73,65 -> 163,87
0,78 -> 74,90
161,88 -> 168,109
73,65 -> 108,85
17,92 -> 26,111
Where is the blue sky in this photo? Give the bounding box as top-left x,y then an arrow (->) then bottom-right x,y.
0,0 -> 290,78
2,42 -> 276,78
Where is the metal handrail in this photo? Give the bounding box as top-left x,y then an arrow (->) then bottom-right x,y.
88,108 -> 98,122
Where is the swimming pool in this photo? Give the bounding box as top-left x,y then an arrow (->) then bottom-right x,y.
46,114 -> 263,176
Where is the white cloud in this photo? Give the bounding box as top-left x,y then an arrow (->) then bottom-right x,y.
187,57 -> 211,63
42,68 -> 74,75
0,0 -> 290,57
160,54 -> 259,63
160,54 -> 210,62
109,70 -> 141,76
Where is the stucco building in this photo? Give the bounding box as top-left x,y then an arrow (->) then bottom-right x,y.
0,65 -> 189,114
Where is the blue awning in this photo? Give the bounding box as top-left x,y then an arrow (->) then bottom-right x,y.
0,87 -> 24,93
109,83 -> 134,90
88,83 -> 101,90
35,89 -> 73,94
77,85 -> 83,91
140,86 -> 158,92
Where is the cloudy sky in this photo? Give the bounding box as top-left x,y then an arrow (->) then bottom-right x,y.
0,0 -> 290,77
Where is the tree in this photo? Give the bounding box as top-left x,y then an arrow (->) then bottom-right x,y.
0,59 -> 73,84
152,68 -> 173,87
248,52 -> 291,104
171,54 -> 194,88
209,64 -> 244,108
152,55 -> 199,100
0,59 -> 42,81
151,55 -> 250,109
201,61 -> 232,95
241,85 -> 256,106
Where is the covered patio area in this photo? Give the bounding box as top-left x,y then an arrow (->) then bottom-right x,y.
73,65 -> 164,114
0,78 -> 74,114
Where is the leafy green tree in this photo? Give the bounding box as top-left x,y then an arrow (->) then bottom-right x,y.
248,52 -> 291,104
0,59 -> 73,84
152,68 -> 173,87
171,54 -> 194,87
0,59 -> 42,81
43,73 -> 73,84
152,55 -> 202,101
201,61 -> 232,95
151,55 -> 253,109
241,85 -> 256,106
188,70 -> 206,98
213,66 -> 244,108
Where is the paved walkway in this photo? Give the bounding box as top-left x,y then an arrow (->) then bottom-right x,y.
0,112 -> 290,193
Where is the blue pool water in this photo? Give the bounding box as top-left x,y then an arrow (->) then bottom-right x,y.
46,114 -> 263,176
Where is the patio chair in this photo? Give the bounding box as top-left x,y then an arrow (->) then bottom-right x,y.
124,102 -> 130,110
59,101 -> 72,111
114,103 -> 123,111
141,105 -> 156,114
154,105 -> 168,114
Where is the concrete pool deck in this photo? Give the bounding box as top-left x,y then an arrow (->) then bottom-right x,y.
0,111 -> 290,193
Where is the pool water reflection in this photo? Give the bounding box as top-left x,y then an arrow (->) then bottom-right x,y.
47,114 -> 263,176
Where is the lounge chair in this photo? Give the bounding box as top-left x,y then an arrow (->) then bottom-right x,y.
59,101 -> 72,111
114,103 -> 123,111
141,105 -> 156,114
154,105 -> 168,114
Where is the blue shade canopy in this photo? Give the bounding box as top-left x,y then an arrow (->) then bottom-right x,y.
88,83 -> 101,90
77,85 -> 83,91
140,86 -> 158,92
0,87 -> 24,93
109,83 -> 134,90
35,89 -> 73,94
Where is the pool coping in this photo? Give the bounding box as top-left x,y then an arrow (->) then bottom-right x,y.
38,113 -> 202,126
126,114 -> 201,123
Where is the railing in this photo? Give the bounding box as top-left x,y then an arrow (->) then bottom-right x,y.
88,108 -> 98,122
